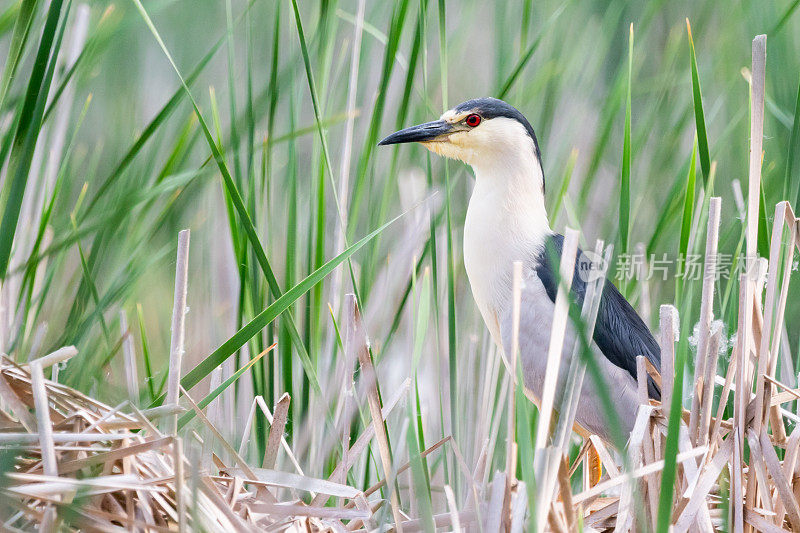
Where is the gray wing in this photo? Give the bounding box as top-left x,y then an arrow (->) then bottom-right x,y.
534,233 -> 661,400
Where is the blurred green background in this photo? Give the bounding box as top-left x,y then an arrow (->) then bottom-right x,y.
1,0 -> 799,518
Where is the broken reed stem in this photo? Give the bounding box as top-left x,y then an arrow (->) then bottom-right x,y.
659,305 -> 677,420
746,35 -> 766,264
26,345 -> 77,369
347,294 -> 404,531
165,229 -> 190,435
743,37 -> 766,523
689,196 -> 721,445
743,39 -> 766,523
734,273 -> 750,529
263,393 -> 290,470
699,323 -> 723,445
29,360 -> 58,478
758,202 -> 797,451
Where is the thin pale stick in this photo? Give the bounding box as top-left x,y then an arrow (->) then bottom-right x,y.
535,227 -> 580,450
660,305 -> 678,419
30,361 -> 58,478
690,196 -> 721,444
165,230 -> 190,435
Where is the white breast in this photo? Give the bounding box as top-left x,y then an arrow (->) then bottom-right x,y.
462,176 -> 550,347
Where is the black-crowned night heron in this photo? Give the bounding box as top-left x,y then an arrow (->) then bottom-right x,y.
379,97 -> 661,446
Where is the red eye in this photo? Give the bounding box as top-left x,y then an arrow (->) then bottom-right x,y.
465,114 -> 481,127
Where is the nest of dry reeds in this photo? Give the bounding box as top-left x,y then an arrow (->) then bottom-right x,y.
0,353 -> 393,531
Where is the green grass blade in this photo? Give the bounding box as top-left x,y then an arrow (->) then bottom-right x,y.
0,0 -> 67,279
770,0 -> 800,34
619,24 -> 633,273
656,325 -> 687,532
70,213 -> 112,347
686,19 -> 711,187
0,1 -> 22,36
224,0 -> 243,185
406,377 -> 435,532
150,212 -> 402,407
438,0 -> 460,483
758,184 -> 770,258
787,73 -> 800,209
281,87 -> 298,402
82,0 -> 261,219
550,148 -> 578,223
349,0 -> 411,233
496,5 -> 565,99
136,303 -> 156,402
675,137 -> 697,305
0,0 -> 38,113
177,345 -> 273,430
132,0 -> 320,394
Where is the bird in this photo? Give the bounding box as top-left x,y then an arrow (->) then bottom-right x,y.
379,97 -> 661,447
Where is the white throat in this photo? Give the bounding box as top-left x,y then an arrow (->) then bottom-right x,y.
462,138 -> 551,344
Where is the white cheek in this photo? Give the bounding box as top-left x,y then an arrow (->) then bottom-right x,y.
444,131 -> 480,163
422,133 -> 473,162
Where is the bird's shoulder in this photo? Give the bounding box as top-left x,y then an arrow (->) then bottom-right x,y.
532,232 -> 662,399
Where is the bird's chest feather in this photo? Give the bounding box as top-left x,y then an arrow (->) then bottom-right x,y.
463,185 -> 549,345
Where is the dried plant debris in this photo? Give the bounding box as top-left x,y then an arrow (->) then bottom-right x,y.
0,357 -> 358,531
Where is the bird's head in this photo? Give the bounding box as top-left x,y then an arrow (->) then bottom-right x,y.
379,97 -> 544,186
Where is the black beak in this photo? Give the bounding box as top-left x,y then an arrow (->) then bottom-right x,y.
378,119 -> 453,146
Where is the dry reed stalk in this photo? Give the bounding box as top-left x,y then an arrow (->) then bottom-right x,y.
764,203 -> 797,445
165,229 -> 190,435
532,228 -> 580,533
571,446 -> 708,505
535,228 -> 580,451
29,360 -> 57,478
315,380 -> 413,508
660,304 -> 678,419
690,196 -> 721,445
614,405 -> 651,532
511,482 -> 529,532
736,273 -> 754,528
485,470 -> 507,531
504,261 -> 523,527
178,385 -> 257,481
25,346 -> 77,370
173,437 -> 186,533
637,356 -> 659,529
674,434 -> 733,531
346,294 -> 404,531
262,392 -> 290,470
743,34 -> 766,531
554,239 -> 609,455
746,35 -> 766,264
120,310 -> 139,404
